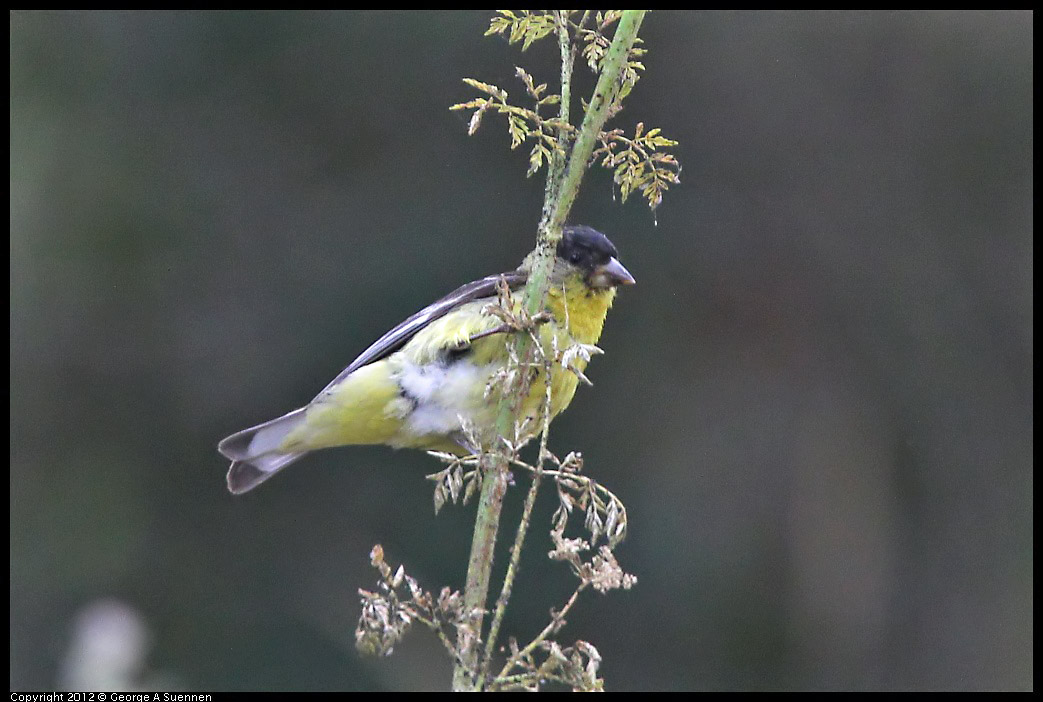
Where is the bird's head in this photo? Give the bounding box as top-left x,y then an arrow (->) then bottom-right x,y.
551,225 -> 635,290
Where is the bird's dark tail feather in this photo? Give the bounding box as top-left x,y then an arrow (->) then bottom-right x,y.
218,408 -> 309,494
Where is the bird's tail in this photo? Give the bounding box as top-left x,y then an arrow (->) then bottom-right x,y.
218,407 -> 309,494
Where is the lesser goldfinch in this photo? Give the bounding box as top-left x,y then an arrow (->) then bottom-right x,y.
218,225 -> 634,494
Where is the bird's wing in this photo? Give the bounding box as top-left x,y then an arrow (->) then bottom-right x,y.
314,270 -> 528,397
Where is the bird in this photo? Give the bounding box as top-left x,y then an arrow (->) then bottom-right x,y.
217,225 -> 635,494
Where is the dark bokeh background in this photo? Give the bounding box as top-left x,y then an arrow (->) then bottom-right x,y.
10,10 -> 1032,691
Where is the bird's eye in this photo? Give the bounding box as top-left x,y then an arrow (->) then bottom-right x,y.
569,251 -> 583,264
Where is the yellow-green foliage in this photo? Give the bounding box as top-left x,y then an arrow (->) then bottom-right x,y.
451,10 -> 681,211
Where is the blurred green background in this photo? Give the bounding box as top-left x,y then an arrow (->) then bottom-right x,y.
10,10 -> 1032,691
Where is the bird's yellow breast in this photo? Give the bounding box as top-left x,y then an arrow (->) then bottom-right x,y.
546,279 -> 617,346
514,280 -> 617,430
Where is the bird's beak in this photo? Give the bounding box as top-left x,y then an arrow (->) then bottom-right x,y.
591,257 -> 636,288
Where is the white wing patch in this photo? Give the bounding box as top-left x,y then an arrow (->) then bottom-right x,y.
397,359 -> 493,438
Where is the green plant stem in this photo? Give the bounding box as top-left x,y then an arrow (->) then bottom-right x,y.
480,462 -> 542,676
450,11 -> 646,691
452,453 -> 509,692
545,9 -> 575,207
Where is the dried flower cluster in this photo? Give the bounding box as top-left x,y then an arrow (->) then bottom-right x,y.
355,545 -> 479,663
495,638 -> 607,692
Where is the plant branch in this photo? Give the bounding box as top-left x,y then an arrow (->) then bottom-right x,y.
479,321 -> 557,681
493,582 -> 588,683
547,9 -> 645,233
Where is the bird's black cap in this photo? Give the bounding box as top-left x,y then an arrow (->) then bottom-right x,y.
557,225 -> 620,272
